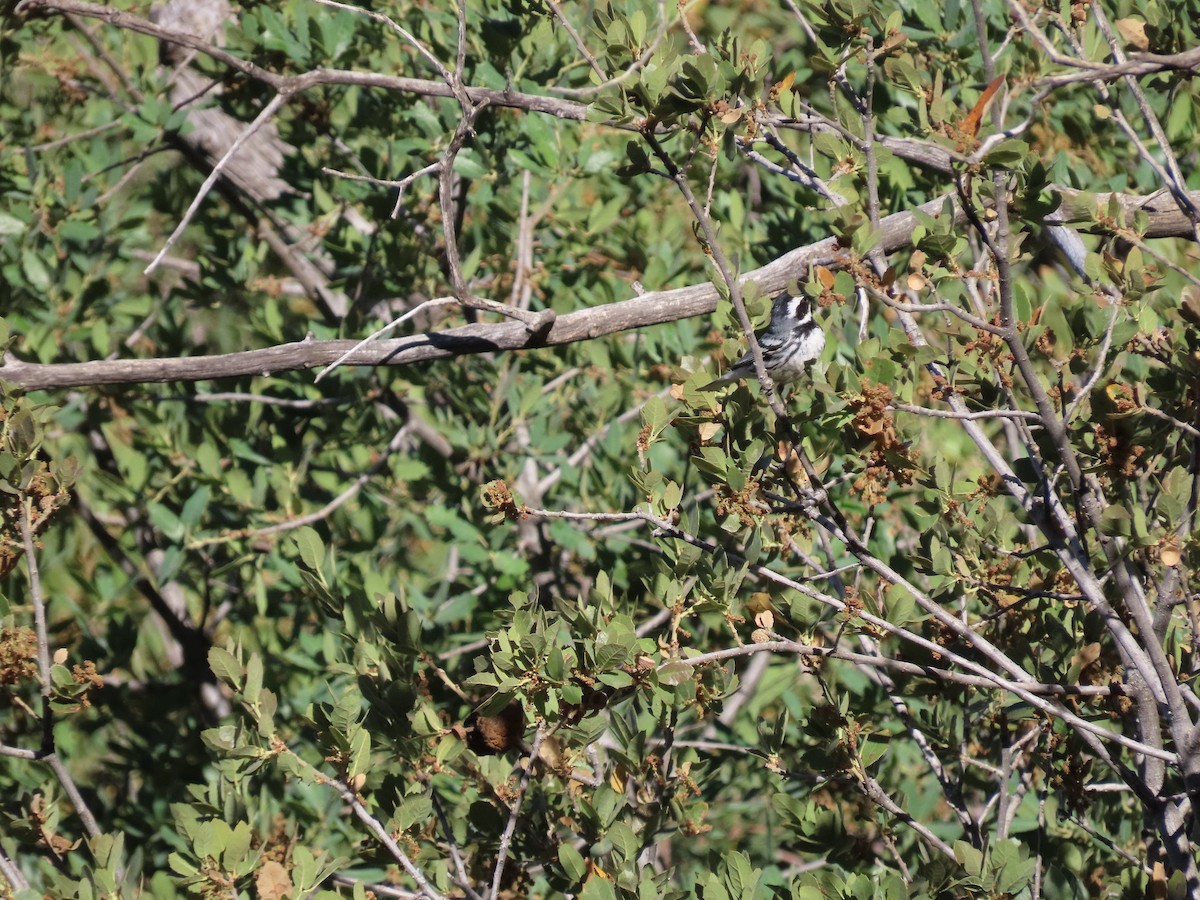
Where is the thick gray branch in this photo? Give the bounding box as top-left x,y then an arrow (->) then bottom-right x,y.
3,182 -> 1196,390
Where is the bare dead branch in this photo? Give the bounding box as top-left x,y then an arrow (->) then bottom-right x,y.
144,92 -> 288,275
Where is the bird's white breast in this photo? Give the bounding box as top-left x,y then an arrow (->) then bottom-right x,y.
774,327 -> 825,384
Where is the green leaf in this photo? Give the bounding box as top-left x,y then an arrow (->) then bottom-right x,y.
606,821 -> 639,862
0,213 -> 26,236
560,842 -> 587,883
208,647 -> 243,690
244,653 -> 263,705
955,841 -> 984,876
168,852 -> 198,877
21,250 -> 51,291
722,850 -> 760,898
657,660 -> 693,686
453,151 -> 487,179
859,734 -> 889,768
593,620 -> 634,671
223,821 -> 253,869
813,132 -> 847,161
984,138 -> 1029,168
146,501 -> 184,542
394,792 -> 432,831
580,876 -> 618,900
293,844 -> 317,891
294,526 -> 324,571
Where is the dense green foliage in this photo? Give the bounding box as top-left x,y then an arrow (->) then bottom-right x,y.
3,0 -> 1200,897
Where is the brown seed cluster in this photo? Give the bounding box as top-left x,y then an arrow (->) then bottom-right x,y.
714,479 -> 762,530
847,382 -> 915,505
70,661 -> 104,709
481,479 -> 528,520
1093,424 -> 1145,478
0,397 -> 77,577
0,627 -> 38,687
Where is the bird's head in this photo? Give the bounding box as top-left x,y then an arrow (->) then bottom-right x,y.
771,292 -> 813,327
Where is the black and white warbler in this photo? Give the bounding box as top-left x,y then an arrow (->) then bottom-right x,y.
700,291 -> 824,390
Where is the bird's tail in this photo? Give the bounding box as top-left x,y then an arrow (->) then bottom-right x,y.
696,370 -> 739,391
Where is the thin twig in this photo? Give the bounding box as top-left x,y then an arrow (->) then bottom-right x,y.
330,874 -> 421,899
869,284 -> 1006,334
188,421 -> 411,546
21,501 -> 53,750
891,402 -> 1041,422
544,0 -> 605,81
283,748 -> 446,899
311,0 -> 452,81
549,0 -> 667,97
0,843 -> 29,892
431,794 -> 484,900
488,725 -> 545,900
1138,404 -> 1200,441
344,788 -> 447,900
31,118 -> 125,151
320,160 -> 443,215
144,92 -> 288,275
642,129 -> 786,418
1090,3 -> 1200,238
19,501 -> 110,859
0,744 -> 40,760
317,297 -> 459,382
189,391 -> 346,409
1064,298 -> 1122,422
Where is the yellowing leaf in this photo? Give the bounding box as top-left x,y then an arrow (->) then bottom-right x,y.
256,860 -> 293,900
1115,18 -> 1149,50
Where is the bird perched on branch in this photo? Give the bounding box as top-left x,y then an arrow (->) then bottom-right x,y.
700,292 -> 825,390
